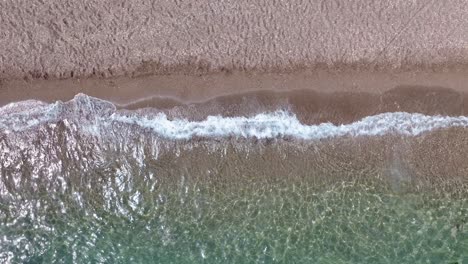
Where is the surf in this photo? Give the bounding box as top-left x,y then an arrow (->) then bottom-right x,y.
2,93 -> 468,140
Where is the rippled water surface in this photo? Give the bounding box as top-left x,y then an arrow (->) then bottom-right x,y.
1,95 -> 467,263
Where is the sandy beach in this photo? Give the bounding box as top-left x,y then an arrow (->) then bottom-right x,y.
1,0 -> 467,109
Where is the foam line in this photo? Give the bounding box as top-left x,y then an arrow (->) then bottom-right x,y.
2,94 -> 468,140
110,111 -> 468,140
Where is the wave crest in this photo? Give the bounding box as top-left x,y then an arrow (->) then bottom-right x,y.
2,94 -> 468,140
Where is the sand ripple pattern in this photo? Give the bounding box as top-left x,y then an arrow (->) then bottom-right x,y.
0,0 -> 467,78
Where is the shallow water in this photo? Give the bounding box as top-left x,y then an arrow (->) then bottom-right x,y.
1,95 -> 467,263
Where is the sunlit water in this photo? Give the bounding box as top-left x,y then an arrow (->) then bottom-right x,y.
0,95 -> 467,263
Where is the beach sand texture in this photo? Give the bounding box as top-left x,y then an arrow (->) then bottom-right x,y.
0,0 -> 467,80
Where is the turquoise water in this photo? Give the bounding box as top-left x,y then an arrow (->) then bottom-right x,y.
2,176 -> 467,263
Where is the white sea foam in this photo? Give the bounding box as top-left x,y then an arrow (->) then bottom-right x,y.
2,94 -> 468,140
110,111 -> 468,140
0,101 -> 62,131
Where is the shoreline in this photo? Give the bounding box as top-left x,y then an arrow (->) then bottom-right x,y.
2,67 -> 468,105
1,1 -> 467,261
1,68 -> 468,125
1,0 -> 467,114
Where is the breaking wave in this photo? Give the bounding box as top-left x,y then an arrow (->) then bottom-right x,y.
2,93 -> 468,140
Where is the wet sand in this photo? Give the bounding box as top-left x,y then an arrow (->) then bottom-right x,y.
2,68 -> 468,105
120,84 -> 468,125
1,69 -> 468,125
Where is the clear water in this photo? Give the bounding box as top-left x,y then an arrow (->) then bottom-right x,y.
2,179 -> 467,263
1,95 -> 467,263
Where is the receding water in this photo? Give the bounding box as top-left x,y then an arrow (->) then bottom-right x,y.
1,95 -> 467,263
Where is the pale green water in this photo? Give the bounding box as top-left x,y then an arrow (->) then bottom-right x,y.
2,177 -> 467,263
